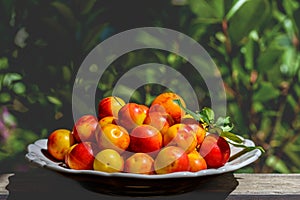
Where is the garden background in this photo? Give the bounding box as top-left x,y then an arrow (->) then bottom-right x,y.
1,0 -> 300,173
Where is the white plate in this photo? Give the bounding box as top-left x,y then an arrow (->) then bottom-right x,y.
25,138 -> 262,195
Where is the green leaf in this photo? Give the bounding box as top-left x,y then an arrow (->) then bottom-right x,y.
252,101 -> 264,113
272,34 -> 292,49
228,0 -> 270,44
215,116 -> 234,132
13,82 -> 26,95
221,131 -> 243,143
209,127 -> 223,135
257,48 -> 283,73
199,107 -> 215,124
280,47 -> 300,77
0,57 -> 9,70
62,66 -> 71,82
287,94 -> 298,109
174,100 -> 233,131
189,0 -> 224,23
229,144 -> 265,161
47,96 -> 62,106
225,0 -> 248,21
282,0 -> 299,17
0,92 -> 11,103
253,82 -> 280,102
3,73 -> 22,86
228,140 -> 265,153
241,35 -> 255,70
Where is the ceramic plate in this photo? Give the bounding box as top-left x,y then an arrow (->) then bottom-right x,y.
25,138 -> 261,196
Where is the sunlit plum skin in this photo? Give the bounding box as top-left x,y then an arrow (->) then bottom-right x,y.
93,149 -> 124,173
164,124 -> 197,154
129,125 -> 162,154
147,104 -> 167,114
124,153 -> 154,174
73,115 -> 99,143
47,129 -> 75,161
98,116 -> 117,127
151,92 -> 186,123
117,103 -> 148,131
65,142 -> 97,170
140,104 -> 149,116
154,146 -> 190,174
188,150 -> 207,172
144,110 -> 174,135
98,96 -> 125,119
164,124 -> 187,145
181,116 -> 199,125
199,134 -> 230,168
64,143 -> 77,166
185,123 -> 206,149
181,116 -> 206,149
96,124 -> 130,153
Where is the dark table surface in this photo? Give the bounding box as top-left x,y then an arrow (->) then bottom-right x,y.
1,166 -> 237,200
1,166 -> 300,200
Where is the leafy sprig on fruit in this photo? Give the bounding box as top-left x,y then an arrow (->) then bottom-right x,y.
174,99 -> 265,156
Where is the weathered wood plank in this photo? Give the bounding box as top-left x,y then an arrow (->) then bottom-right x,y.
1,171 -> 300,199
226,174 -> 300,200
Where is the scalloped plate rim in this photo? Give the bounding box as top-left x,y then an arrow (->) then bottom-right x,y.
25,137 -> 262,180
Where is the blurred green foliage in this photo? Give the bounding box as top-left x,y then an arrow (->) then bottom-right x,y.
1,0 -> 300,173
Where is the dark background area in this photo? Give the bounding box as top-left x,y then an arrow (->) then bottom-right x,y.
1,0 -> 300,173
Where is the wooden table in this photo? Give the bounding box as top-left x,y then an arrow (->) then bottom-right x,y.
1,167 -> 300,200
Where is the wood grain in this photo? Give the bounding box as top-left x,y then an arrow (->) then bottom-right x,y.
227,173 -> 300,200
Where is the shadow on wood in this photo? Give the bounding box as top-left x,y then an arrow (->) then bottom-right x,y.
7,168 -> 238,200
